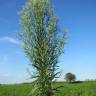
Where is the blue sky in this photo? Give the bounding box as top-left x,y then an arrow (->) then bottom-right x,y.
0,0 -> 96,84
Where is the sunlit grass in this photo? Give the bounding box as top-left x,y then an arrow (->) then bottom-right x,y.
0,81 -> 96,96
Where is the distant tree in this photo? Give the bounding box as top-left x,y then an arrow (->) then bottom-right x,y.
19,0 -> 66,96
65,73 -> 76,83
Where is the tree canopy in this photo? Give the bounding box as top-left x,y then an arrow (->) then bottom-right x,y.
65,73 -> 76,83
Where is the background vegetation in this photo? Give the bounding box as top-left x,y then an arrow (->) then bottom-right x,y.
0,81 -> 96,96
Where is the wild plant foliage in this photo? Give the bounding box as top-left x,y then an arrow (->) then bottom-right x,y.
19,0 -> 66,96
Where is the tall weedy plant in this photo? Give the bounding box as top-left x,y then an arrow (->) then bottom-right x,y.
19,0 -> 66,96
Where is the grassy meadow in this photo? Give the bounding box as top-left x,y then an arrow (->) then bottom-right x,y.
0,81 -> 96,96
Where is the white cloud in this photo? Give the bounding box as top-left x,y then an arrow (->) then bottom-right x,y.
0,37 -> 21,45
0,74 -> 9,78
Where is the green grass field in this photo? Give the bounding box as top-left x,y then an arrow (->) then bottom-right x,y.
0,81 -> 96,96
